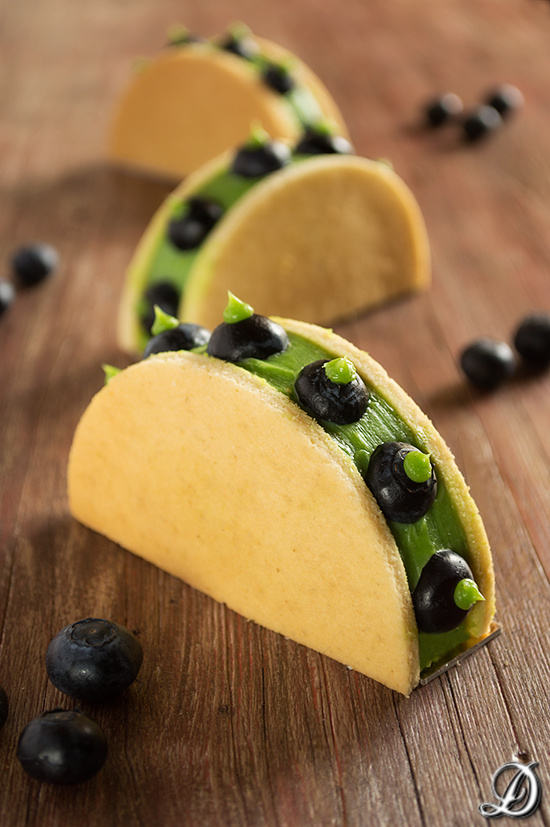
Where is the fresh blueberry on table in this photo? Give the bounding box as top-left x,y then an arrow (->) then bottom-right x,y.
513,313 -> 550,367
462,105 -> 503,142
11,243 -> 59,287
46,617 -> 143,701
485,84 -> 523,118
0,279 -> 16,316
17,709 -> 107,785
460,338 -> 516,389
424,93 -> 463,127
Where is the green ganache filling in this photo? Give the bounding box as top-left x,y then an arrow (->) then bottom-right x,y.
136,169 -> 260,351
136,152 -> 320,352
140,169 -> 258,295
221,332 -> 476,672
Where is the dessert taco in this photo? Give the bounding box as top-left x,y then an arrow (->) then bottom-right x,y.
109,23 -> 348,180
118,130 -> 430,354
69,297 -> 495,695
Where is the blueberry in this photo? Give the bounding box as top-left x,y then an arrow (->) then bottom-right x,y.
262,64 -> 295,95
0,684 -> 8,729
12,243 -> 59,287
168,197 -> 224,251
424,93 -> 463,127
460,338 -> 515,389
294,128 -> 353,155
513,313 -> 550,367
364,442 -> 437,524
140,281 -> 180,334
142,323 -> 210,358
207,314 -> 289,362
0,279 -> 16,316
17,709 -> 107,785
46,618 -> 143,701
232,140 -> 291,178
485,84 -> 523,118
412,549 -> 478,634
220,33 -> 258,60
294,359 -> 369,425
462,105 -> 503,142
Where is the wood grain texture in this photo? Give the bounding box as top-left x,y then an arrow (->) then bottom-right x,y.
2,0 -> 550,825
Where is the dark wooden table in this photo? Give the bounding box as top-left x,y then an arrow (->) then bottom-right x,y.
3,1 -> 550,824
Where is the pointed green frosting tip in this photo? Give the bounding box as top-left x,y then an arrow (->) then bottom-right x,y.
167,24 -> 191,44
102,364 -> 121,384
454,578 -> 485,611
324,357 -> 357,384
275,54 -> 296,74
403,450 -> 432,483
246,122 -> 271,149
151,305 -> 180,336
312,118 -> 339,136
223,291 -> 254,324
228,21 -> 252,40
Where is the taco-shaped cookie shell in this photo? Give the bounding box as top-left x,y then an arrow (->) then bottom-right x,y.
109,30 -> 347,180
68,316 -> 494,695
118,152 -> 430,354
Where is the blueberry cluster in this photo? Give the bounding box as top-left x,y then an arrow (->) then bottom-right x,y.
0,243 -> 59,320
363,442 -> 483,633
460,312 -> 550,391
140,197 -> 224,336
424,84 -> 523,142
4,617 -> 143,786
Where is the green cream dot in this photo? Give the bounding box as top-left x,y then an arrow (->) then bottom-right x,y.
403,450 -> 432,483
167,24 -> 191,45
228,21 -> 252,40
102,364 -> 121,384
223,291 -> 254,324
246,123 -> 270,149
454,578 -> 484,611
313,118 -> 338,136
151,305 -> 180,336
324,357 -> 356,384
